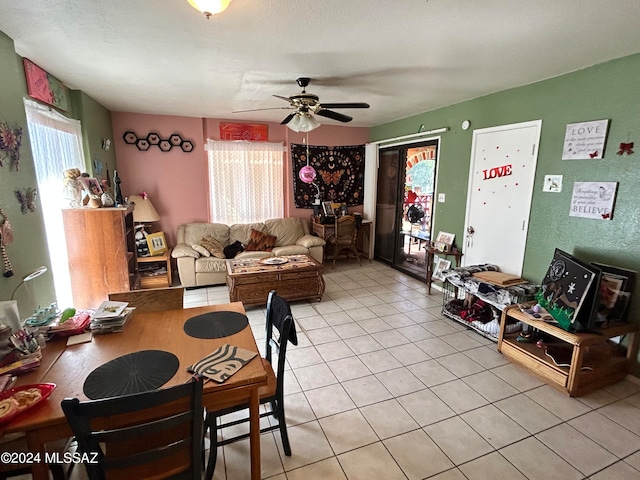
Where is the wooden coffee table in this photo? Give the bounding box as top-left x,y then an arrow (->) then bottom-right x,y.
226,254 -> 325,306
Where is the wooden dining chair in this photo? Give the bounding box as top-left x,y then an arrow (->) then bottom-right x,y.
327,215 -> 361,268
203,290 -> 298,480
108,286 -> 184,312
61,375 -> 204,480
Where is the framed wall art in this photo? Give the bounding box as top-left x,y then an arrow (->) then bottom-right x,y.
562,119 -> 609,160
146,232 -> 168,256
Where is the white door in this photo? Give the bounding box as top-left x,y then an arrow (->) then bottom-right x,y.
463,120 -> 542,276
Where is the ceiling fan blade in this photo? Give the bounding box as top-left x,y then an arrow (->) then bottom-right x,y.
318,102 -> 370,109
273,95 -> 293,103
316,109 -> 353,123
232,106 -> 293,113
281,113 -> 296,125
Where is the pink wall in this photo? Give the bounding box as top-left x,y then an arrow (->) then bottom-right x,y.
112,112 -> 369,247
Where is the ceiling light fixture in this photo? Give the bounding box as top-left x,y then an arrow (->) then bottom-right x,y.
288,112 -> 321,133
187,0 -> 232,19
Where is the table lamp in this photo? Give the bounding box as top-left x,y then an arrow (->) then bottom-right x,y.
128,193 -> 160,257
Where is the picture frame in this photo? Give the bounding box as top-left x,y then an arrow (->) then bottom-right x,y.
80,177 -> 103,196
434,231 -> 455,252
322,201 -> 335,217
146,232 -> 168,256
432,258 -> 452,281
589,262 -> 636,327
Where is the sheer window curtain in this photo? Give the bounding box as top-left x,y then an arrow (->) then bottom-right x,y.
206,140 -> 284,224
24,98 -> 86,309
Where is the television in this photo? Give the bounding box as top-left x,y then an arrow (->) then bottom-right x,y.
538,248 -> 601,332
589,262 -> 636,328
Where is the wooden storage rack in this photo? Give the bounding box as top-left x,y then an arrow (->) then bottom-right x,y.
498,304 -> 639,396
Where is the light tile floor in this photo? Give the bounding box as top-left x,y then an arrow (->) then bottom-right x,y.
184,259 -> 640,480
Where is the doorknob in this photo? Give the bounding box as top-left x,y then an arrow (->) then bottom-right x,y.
466,226 -> 475,247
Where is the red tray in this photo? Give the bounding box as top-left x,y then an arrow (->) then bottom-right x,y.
0,383 -> 56,426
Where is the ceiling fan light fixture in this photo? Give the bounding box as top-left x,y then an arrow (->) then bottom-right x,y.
187,0 -> 232,18
289,112 -> 320,133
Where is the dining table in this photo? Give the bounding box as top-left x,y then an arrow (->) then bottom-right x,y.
3,302 -> 268,480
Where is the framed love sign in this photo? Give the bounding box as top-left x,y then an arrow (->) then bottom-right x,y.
562,119 -> 609,160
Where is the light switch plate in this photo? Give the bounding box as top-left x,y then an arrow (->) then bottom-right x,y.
438,193 -> 445,202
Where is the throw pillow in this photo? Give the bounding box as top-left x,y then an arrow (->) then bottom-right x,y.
245,229 -> 277,252
200,236 -> 226,259
223,240 -> 245,259
191,244 -> 210,257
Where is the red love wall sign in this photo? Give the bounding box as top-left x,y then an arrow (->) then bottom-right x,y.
482,164 -> 512,180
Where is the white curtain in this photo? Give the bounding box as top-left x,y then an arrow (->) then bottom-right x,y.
24,98 -> 86,309
206,140 -> 284,224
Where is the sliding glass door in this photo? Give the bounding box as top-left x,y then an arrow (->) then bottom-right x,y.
374,140 -> 438,279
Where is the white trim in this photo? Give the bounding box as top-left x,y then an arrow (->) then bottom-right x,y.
369,127 -> 448,146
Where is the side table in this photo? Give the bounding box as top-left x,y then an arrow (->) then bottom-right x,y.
425,245 -> 463,294
137,249 -> 172,289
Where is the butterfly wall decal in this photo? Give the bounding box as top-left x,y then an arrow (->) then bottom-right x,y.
589,151 -> 599,158
318,169 -> 345,185
15,187 -> 38,214
617,142 -> 634,155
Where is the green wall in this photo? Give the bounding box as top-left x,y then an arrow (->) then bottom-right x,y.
0,31 -> 115,316
0,30 -> 54,312
371,53 -> 640,370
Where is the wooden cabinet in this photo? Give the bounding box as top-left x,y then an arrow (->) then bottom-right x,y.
62,206 -> 139,309
311,219 -> 372,260
498,305 -> 639,396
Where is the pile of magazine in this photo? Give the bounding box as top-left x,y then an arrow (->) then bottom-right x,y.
89,301 -> 135,334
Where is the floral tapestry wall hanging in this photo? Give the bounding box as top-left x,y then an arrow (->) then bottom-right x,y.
291,143 -> 365,208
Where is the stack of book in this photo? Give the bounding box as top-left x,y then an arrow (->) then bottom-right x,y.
89,301 -> 135,334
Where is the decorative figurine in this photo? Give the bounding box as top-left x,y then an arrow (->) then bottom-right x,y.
113,170 -> 124,206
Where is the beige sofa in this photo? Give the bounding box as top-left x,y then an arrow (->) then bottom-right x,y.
172,217 -> 325,287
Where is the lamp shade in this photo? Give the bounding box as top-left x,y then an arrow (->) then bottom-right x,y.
129,195 -> 160,223
288,113 -> 321,133
187,0 -> 232,17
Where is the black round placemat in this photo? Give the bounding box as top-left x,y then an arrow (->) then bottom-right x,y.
83,350 -> 179,399
183,311 -> 249,339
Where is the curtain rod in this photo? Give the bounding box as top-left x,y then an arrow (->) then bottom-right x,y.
369,127 -> 449,145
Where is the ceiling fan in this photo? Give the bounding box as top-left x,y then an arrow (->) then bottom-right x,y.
234,77 -> 370,132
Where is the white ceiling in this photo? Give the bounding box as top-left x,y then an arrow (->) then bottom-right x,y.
2,0 -> 640,128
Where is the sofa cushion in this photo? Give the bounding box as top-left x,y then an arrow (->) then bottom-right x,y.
271,245 -> 310,257
192,244 -> 210,257
183,223 -> 230,247
200,236 -> 226,258
230,223 -> 266,245
265,218 -> 305,247
245,229 -> 277,252
296,234 -> 326,248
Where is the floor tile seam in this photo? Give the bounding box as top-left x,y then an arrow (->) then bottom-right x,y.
457,377 -> 523,405
587,402 -> 640,443
419,423 -> 498,469
533,423 -> 628,473
521,387 -> 598,422
457,448 -> 533,480
566,409 -> 640,456
372,365 -> 429,392
456,408 -> 536,451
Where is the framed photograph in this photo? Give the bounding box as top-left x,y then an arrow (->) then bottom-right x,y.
322,201 -> 334,217
146,232 -> 167,256
589,262 -> 636,327
80,177 -> 103,196
432,258 -> 452,281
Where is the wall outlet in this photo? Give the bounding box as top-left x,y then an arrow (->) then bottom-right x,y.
438,193 -> 445,203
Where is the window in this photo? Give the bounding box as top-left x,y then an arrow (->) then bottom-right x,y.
206,140 -> 284,224
24,98 -> 86,308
